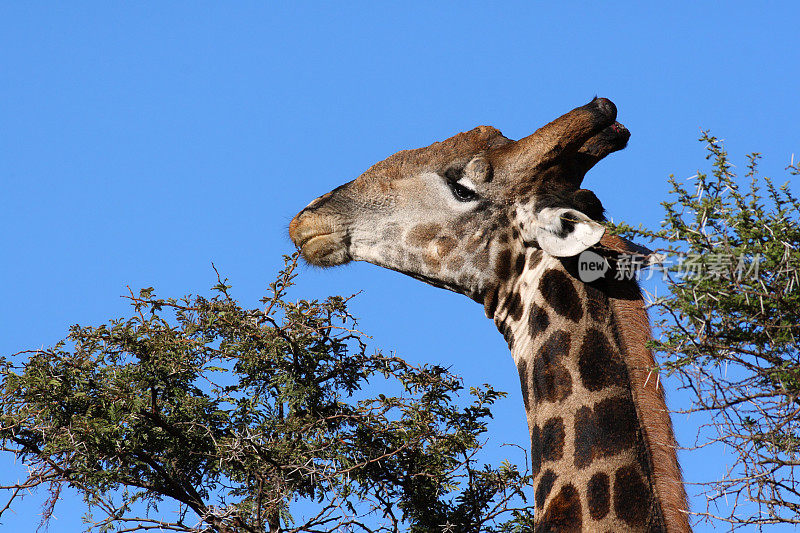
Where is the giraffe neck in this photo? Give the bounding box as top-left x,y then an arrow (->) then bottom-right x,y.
489,251 -> 690,532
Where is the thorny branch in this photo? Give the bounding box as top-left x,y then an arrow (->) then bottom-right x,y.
616,135 -> 800,529
0,254 -> 531,532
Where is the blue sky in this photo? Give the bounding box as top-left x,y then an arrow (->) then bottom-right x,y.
2,3 -> 799,531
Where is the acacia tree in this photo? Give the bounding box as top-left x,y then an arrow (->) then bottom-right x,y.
615,133 -> 800,528
0,256 -> 533,533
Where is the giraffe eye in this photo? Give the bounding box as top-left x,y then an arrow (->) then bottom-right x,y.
448,180 -> 478,202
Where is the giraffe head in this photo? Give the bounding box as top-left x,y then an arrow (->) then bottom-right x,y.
289,98 -> 629,302
289,100 -> 692,531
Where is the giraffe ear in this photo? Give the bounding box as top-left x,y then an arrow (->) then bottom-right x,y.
532,207 -> 606,257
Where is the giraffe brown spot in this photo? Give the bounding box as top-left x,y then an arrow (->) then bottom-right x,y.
405,223 -> 441,247
534,483 -> 582,533
608,316 -> 628,362
483,287 -> 499,318
499,320 -> 514,349
498,233 -> 509,244
494,249 -> 512,279
517,359 -> 531,410
578,328 -> 627,392
574,395 -> 639,469
536,469 -> 557,508
514,252 -> 526,275
422,250 -> 442,271
541,417 -> 565,462
465,232 -> 483,253
614,465 -> 650,527
528,249 -> 543,270
584,283 -> 610,322
501,292 -> 523,322
446,254 -> 465,271
528,303 -> 550,338
434,236 -> 457,258
539,269 -> 584,322
511,227 -> 520,239
531,424 -> 542,476
453,219 -> 470,239
532,330 -> 572,404
587,472 -> 611,520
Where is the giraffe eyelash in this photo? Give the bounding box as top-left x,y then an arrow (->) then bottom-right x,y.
445,176 -> 479,203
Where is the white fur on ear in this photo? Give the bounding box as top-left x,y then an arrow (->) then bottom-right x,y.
534,207 -> 605,257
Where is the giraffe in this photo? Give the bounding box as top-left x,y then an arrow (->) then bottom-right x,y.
289,98 -> 691,532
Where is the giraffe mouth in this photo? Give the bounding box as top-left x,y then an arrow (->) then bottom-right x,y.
289,215 -> 352,267
298,233 -> 352,266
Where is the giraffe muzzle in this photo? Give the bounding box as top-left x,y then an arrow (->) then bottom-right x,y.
289,211 -> 352,266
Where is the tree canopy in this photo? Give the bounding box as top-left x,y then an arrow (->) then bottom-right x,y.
0,258 -> 532,533
614,133 -> 800,528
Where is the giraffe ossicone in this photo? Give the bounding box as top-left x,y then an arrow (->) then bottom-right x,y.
290,98 -> 691,532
